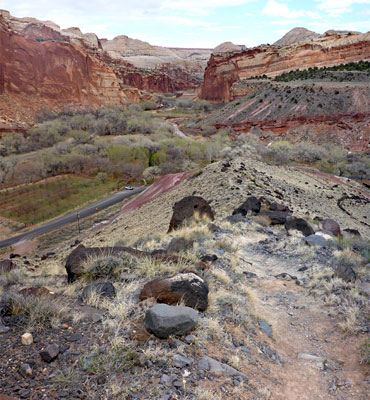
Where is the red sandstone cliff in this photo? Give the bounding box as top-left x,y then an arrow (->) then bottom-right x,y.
200,32 -> 370,102
0,18 -> 131,123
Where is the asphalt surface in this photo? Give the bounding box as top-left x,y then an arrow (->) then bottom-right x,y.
0,187 -> 145,249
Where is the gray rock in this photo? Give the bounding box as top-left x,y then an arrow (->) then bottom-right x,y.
184,334 -> 196,344
225,213 -> 246,224
82,281 -> 116,300
161,374 -> 171,385
259,320 -> 272,338
144,304 -> 198,339
172,354 -> 193,368
19,363 -> 32,378
40,343 -> 59,363
304,233 -> 330,247
0,319 -> 10,334
198,356 -> 247,378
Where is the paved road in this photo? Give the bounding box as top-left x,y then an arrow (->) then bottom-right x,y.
0,187 -> 145,249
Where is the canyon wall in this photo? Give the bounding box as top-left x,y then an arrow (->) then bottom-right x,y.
200,32 -> 370,102
0,18 -> 128,123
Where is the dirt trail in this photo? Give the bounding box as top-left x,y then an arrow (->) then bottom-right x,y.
241,244 -> 369,400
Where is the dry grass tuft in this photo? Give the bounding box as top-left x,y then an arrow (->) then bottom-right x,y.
7,292 -> 69,332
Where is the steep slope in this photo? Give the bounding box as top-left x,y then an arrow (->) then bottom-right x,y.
198,80 -> 370,151
200,30 -> 370,102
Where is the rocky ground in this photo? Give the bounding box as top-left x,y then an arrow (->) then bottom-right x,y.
0,157 -> 369,399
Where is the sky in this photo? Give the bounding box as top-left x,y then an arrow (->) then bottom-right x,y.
0,0 -> 369,48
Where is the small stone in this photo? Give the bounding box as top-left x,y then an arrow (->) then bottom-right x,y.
259,320 -> 272,338
161,374 -> 171,385
97,375 -> 106,385
19,363 -> 32,378
184,334 -> 196,344
40,344 -> 60,363
91,313 -> 103,323
21,333 -> 33,346
172,354 -> 193,368
65,334 -> 82,342
298,353 -> 326,363
0,321 -> 10,334
62,324 -> 69,329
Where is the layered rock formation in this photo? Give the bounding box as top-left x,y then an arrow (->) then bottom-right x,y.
199,80 -> 370,151
0,15 -> 129,123
0,10 -> 211,124
200,30 -> 370,102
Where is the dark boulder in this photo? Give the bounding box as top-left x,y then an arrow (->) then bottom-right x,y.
168,196 -> 214,232
232,196 -> 261,216
259,210 -> 291,225
65,244 -> 143,283
140,273 -> 208,311
82,282 -> 116,301
65,245 -> 197,283
269,202 -> 291,212
321,219 -> 341,237
285,217 -> 315,237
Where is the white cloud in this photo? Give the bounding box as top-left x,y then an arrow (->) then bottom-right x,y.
262,0 -> 319,18
316,0 -> 370,16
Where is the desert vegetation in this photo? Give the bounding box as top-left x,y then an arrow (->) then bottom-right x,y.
274,60 -> 370,82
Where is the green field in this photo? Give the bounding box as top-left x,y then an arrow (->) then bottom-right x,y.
0,176 -> 117,225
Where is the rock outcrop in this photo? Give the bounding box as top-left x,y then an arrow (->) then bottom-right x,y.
273,27 -> 319,47
0,16 -> 126,123
200,30 -> 370,102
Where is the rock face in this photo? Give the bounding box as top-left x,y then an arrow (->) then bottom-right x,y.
168,196 -> 215,232
144,304 -> 198,339
0,10 -> 211,124
139,273 -> 209,311
200,30 -> 370,102
0,17 -> 125,123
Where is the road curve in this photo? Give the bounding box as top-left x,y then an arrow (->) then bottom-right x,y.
0,187 -> 145,249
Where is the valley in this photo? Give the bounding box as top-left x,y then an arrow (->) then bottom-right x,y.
0,7 -> 369,400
